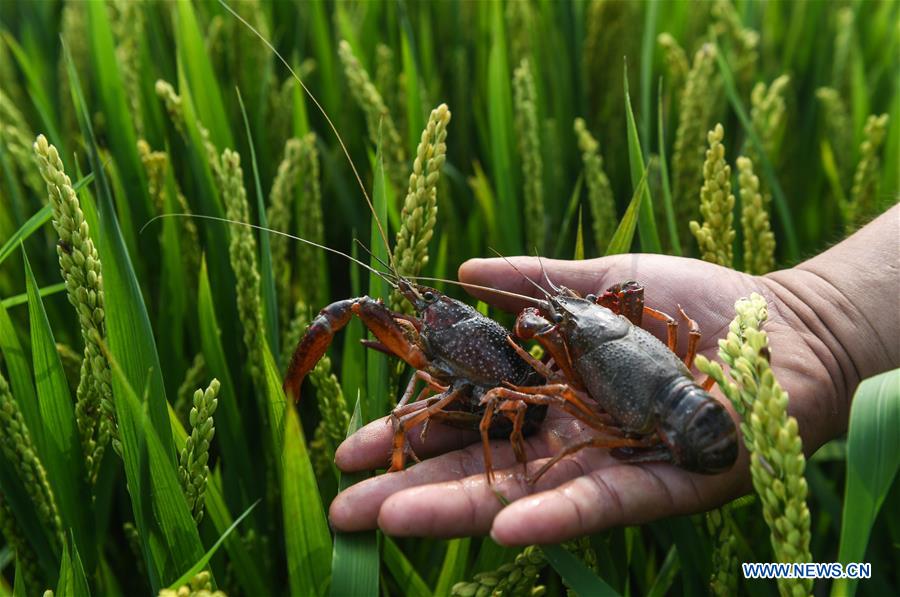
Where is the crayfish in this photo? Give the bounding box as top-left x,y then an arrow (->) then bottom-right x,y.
283,273 -> 598,479
493,276 -> 738,481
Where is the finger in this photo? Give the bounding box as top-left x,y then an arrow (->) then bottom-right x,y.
490,461 -> 746,546
330,437 -> 536,532
375,449 -> 598,537
335,414 -> 479,472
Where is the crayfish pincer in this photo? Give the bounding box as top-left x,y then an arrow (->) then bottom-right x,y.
283,277 -> 548,480
503,280 -> 738,480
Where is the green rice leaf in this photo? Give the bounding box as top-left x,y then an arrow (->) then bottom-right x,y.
196,257 -> 256,502
0,282 -> 66,309
640,0 -> 659,154
833,369 -> 900,597
55,540 -> 90,597
552,174 -> 583,259
0,303 -> 40,443
166,501 -> 259,591
713,45 -> 799,261
646,545 -> 680,597
331,396 -> 379,597
236,89 -> 279,357
283,397 -> 332,596
486,1 -> 521,253
604,169 -> 649,256
657,79 -> 681,256
367,147 -> 391,422
383,537 -> 432,597
401,30 -> 425,156
175,0 -> 233,149
435,538 -> 471,596
1,33 -> 63,151
574,206 -> 585,260
105,347 -> 205,590
542,543 -> 619,597
24,250 -> 95,568
623,61 -> 661,254
13,559 -> 26,597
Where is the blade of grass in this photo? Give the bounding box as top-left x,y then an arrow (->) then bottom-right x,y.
434,538 -> 471,596
1,282 -> 66,310
331,396 -> 379,597
367,146 -> 391,422
0,304 -> 40,441
657,79 -> 681,256
174,0 -> 233,149
645,545 -> 680,597
487,1 -> 522,253
604,169 -> 649,255
713,44 -> 799,261
552,173 -> 583,259
166,500 -> 259,590
542,544 -> 619,597
23,250 -> 95,568
283,397 -> 332,596
401,29 -> 425,156
236,88 -> 279,357
383,537 -> 432,597
833,369 -> 900,597
640,0 -> 659,155
105,346 -> 206,590
574,207 -> 585,260
196,257 -> 256,504
623,61 -> 661,254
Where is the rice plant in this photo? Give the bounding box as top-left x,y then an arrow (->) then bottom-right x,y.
0,1 -> 896,595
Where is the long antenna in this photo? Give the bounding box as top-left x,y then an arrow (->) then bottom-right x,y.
409,276 -> 548,308
487,248 -> 552,300
217,0 -> 397,275
141,214 -> 398,289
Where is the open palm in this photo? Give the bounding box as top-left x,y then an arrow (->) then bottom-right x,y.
329,254 -> 845,545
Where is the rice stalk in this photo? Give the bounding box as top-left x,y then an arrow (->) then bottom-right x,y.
815,88 -> 854,182
451,546 -> 546,597
0,372 -> 63,547
375,44 -> 401,124
338,40 -> 407,193
57,0 -> 88,138
513,59 -> 544,252
109,0 -> 145,137
308,355 -> 349,477
295,134 -> 324,305
748,75 -> 790,166
697,294 -> 813,597
178,378 -> 220,524
0,499 -> 42,593
175,353 -> 207,427
710,0 -> 759,88
707,508 -> 739,596
690,124 -> 735,267
220,149 -> 265,381
390,103 -> 451,313
506,0 -> 534,63
574,118 -> 616,254
266,137 -> 303,321
0,89 -> 43,198
846,113 -> 890,231
33,134 -> 115,479
672,44 -> 719,232
657,33 -> 689,89
738,156 -> 775,275
154,80 -> 223,187
137,140 -> 200,276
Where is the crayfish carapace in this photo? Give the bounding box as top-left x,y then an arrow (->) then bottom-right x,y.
496,277 -> 739,481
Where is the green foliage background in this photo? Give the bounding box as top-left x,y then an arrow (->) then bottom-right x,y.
0,0 -> 897,595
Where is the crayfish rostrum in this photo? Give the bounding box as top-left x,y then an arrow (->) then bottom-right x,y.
500,279 -> 738,480
283,277 -> 595,479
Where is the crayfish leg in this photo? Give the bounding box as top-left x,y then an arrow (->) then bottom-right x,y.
387,386 -> 465,473
527,434 -> 655,485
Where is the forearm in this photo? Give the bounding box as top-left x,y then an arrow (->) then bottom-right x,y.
766,204 -> 899,417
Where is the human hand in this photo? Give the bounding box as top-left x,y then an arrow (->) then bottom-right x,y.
329,253 -> 857,545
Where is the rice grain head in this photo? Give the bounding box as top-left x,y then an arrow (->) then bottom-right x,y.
689,124 -> 735,267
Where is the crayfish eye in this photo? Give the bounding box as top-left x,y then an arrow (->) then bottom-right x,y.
423,291 -> 435,302
552,313 -> 563,323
